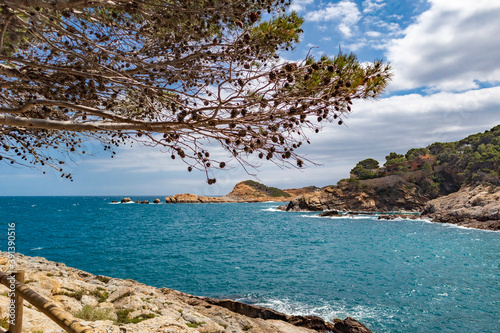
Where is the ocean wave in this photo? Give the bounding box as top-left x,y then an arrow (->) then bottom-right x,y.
30,247 -> 43,251
260,207 -> 286,212
237,296 -> 387,324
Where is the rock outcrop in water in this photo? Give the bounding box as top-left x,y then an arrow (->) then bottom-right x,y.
422,184 -> 500,230
164,181 -> 318,203
0,253 -> 372,333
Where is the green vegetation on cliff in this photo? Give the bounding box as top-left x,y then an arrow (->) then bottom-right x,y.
429,125 -> 500,185
349,125 -> 500,197
244,180 -> 291,198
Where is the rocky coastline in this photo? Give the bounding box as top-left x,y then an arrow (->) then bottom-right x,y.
0,253 -> 372,333
277,175 -> 428,213
277,177 -> 499,231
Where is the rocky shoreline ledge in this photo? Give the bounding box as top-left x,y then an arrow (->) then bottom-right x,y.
0,253 -> 372,333
422,184 -> 500,230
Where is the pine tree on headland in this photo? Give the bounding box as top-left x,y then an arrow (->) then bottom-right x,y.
0,0 -> 391,182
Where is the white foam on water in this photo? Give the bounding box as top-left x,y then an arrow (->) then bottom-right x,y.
420,219 -> 499,232
30,247 -> 43,251
247,297 -> 387,323
260,207 -> 286,212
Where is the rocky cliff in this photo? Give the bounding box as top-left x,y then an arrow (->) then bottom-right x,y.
279,176 -> 429,213
422,184 -> 500,230
0,253 -> 371,333
164,181 -> 317,204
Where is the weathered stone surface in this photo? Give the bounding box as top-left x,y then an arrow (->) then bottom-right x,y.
153,198 -> 161,204
0,252 -> 372,333
121,197 -> 132,203
422,184 -> 500,230
81,294 -> 99,307
107,286 -> 133,302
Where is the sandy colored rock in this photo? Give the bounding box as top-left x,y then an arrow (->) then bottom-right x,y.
107,286 -> 133,302
423,184 -> 500,230
0,252 -> 371,333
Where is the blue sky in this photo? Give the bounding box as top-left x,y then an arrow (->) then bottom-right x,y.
2,0 -> 500,196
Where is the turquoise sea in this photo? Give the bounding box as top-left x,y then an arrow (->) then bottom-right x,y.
1,196 -> 499,332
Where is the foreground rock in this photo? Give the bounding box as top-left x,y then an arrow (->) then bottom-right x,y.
0,253 -> 372,333
279,176 -> 429,213
422,184 -> 500,230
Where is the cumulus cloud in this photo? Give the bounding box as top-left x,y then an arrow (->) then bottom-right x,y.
290,0 -> 314,12
362,0 -> 386,13
305,86 -> 500,164
305,0 -> 361,38
387,0 -> 500,91
365,31 -> 382,38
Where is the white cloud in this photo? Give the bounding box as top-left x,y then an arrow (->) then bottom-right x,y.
365,31 -> 382,38
290,0 -> 314,12
362,0 -> 386,13
309,86 -> 500,158
387,0 -> 500,91
305,1 -> 361,38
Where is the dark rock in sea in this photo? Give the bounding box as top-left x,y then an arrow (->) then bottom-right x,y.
111,200 -> 118,203
153,198 -> 161,204
120,197 -> 132,203
333,317 -> 373,333
319,210 -> 340,217
141,200 -> 149,204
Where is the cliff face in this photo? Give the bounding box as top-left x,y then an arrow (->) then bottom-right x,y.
0,253 -> 371,333
279,176 -> 429,212
422,184 -> 500,230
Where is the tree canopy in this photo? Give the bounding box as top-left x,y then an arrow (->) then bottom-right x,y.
350,158 -> 380,180
384,152 -> 406,167
405,148 -> 430,160
0,0 -> 391,182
